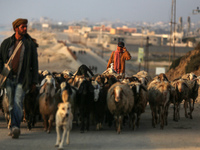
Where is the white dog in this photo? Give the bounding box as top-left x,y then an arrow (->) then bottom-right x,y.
55,102 -> 73,149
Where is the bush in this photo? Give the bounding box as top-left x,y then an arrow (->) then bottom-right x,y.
185,52 -> 200,73
169,56 -> 182,70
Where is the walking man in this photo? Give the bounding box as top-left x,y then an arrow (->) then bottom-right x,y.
0,18 -> 39,138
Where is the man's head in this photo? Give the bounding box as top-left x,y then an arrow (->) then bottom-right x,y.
12,18 -> 28,36
118,41 -> 125,48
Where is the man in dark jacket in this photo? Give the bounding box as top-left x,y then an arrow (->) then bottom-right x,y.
0,18 -> 38,138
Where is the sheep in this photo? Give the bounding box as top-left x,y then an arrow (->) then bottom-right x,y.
121,76 -> 140,84
181,72 -> 197,81
182,79 -> 199,119
129,81 -> 148,130
38,75 -> 57,133
153,73 -> 169,82
91,80 -> 105,130
102,68 -> 118,75
148,81 -> 171,129
74,64 -> 94,77
100,75 -> 118,128
107,82 -> 134,133
93,74 -> 106,87
76,78 -> 94,133
69,75 -> 86,89
2,89 -> 11,129
23,87 -> 40,130
134,70 -> 152,86
171,79 -> 190,120
147,78 -> 161,90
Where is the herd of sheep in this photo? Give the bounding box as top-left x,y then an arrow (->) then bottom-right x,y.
1,64 -> 200,134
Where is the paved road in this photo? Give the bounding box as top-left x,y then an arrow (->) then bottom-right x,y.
75,48 -> 107,74
0,103 -> 200,150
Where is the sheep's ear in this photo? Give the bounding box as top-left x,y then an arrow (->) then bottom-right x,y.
66,83 -> 72,95
89,84 -> 94,92
40,79 -> 46,86
104,77 -> 108,84
121,88 -> 125,95
51,86 -> 55,97
157,84 -> 163,89
141,84 -> 147,91
79,84 -> 84,94
183,82 -> 189,88
111,89 -> 115,96
39,85 -> 45,94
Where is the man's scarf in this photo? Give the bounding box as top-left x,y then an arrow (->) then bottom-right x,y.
114,47 -> 123,74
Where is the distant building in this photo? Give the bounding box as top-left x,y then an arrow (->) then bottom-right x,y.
68,26 -> 81,33
93,25 -> 111,32
110,26 -> 137,35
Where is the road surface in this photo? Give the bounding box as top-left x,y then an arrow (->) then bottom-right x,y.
0,103 -> 200,150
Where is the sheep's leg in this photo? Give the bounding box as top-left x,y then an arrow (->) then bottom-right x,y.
173,103 -> 175,121
86,113 -> 90,131
192,98 -> 195,112
131,113 -> 136,130
157,106 -> 160,124
23,109 -> 26,122
114,116 -> 118,132
117,116 -> 122,134
184,100 -> 188,118
80,114 -> 85,133
188,98 -> 193,119
27,112 -> 32,130
150,105 -> 156,128
177,102 -> 181,120
160,106 -> 164,129
136,112 -> 141,128
165,104 -> 169,125
47,115 -> 54,133
173,102 -> 178,121
43,115 -> 48,131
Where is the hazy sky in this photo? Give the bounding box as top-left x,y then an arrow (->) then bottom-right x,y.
0,0 -> 199,25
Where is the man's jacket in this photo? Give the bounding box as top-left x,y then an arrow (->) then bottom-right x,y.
107,50 -> 131,74
0,33 -> 38,91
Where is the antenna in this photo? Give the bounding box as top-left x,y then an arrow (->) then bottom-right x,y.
169,0 -> 176,66
192,7 -> 200,15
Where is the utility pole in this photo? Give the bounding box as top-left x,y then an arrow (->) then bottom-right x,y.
169,0 -> 176,66
138,27 -> 144,72
145,36 -> 149,72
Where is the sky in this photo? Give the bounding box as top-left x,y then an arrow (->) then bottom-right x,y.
0,0 -> 199,25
